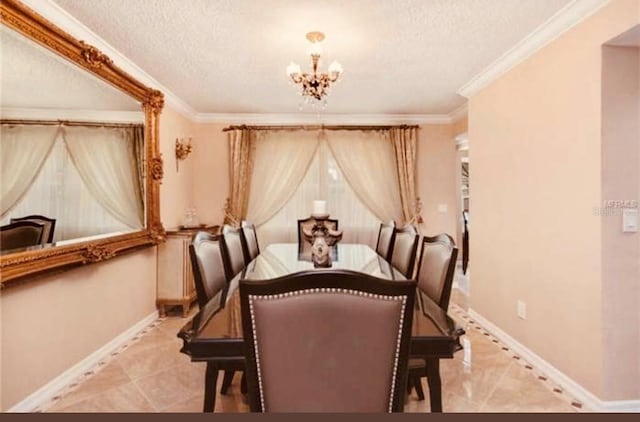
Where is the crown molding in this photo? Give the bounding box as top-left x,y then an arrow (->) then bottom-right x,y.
193,112 -> 459,125
18,0 -> 196,118
1,107 -> 144,122
449,103 -> 468,122
457,0 -> 611,98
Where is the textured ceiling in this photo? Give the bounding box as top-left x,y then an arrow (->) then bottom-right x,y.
51,0 -> 572,115
0,26 -> 140,112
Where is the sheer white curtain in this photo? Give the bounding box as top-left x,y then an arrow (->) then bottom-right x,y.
63,126 -> 144,228
257,137 -> 381,248
0,136 -> 132,242
246,130 -> 319,226
0,124 -> 58,216
327,130 -> 404,224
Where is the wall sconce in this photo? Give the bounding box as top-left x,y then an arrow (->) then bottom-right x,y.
175,137 -> 192,171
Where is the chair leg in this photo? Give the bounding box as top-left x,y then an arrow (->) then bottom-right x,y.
414,376 -> 425,401
407,374 -> 414,394
220,370 -> 235,395
240,371 -> 247,394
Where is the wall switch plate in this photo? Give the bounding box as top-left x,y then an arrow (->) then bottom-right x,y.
517,300 -> 526,319
622,208 -> 638,233
438,204 -> 448,213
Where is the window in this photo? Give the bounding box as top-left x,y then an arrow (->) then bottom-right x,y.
257,140 -> 380,248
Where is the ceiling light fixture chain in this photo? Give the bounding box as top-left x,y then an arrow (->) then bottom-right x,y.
287,31 -> 343,108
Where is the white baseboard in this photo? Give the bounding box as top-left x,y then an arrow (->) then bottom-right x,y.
8,311 -> 159,412
468,309 -> 640,413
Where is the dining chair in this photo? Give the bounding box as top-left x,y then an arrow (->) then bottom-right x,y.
239,270 -> 416,412
240,220 -> 260,265
0,221 -> 45,252
389,225 -> 419,279
189,231 -> 246,402
221,224 -> 246,280
297,217 -> 338,257
189,232 -> 230,309
375,220 -> 396,261
10,214 -> 56,244
406,234 -> 458,401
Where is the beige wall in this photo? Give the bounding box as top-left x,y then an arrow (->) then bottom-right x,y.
453,117 -> 468,137
468,0 -> 639,400
192,123 -> 229,226
417,124 -> 459,239
601,44 -> 640,399
0,248 -> 157,410
159,108 -> 199,228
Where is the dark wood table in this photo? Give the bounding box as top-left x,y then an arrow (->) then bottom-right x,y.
177,243 -> 465,412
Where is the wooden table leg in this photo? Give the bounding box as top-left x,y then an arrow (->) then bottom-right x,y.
204,362 -> 219,412
426,358 -> 442,412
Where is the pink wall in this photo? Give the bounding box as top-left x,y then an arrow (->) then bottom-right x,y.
601,44 -> 640,399
417,124 -> 459,239
468,0 -> 639,400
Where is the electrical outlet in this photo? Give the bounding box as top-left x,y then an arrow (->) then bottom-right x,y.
517,300 -> 526,319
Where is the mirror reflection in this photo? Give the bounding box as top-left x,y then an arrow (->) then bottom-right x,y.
0,25 -> 146,253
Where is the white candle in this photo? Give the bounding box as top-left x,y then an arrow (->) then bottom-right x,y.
313,200 -> 327,216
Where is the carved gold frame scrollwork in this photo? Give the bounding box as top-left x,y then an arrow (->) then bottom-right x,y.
0,0 -> 165,286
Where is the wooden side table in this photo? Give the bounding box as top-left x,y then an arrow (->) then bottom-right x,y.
156,225 -> 220,317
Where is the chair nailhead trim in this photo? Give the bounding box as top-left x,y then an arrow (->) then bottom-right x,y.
248,289 -> 408,413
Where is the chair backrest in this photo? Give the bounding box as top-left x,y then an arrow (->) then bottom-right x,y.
189,232 -> 230,309
297,217 -> 339,256
1,221 -> 45,252
241,220 -> 260,264
240,270 -> 416,412
375,220 -> 396,261
221,224 -> 246,280
10,215 -> 56,244
389,225 -> 419,278
416,234 -> 458,311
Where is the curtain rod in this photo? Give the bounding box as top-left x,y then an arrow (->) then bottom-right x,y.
0,119 -> 143,128
222,124 -> 420,132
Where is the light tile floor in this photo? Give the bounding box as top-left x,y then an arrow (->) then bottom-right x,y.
42,267 -> 584,413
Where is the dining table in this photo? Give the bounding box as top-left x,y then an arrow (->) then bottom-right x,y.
177,243 -> 465,413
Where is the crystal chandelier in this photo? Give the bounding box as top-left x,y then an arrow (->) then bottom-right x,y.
286,31 -> 343,106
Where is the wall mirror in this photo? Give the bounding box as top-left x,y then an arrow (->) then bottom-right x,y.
0,0 -> 165,285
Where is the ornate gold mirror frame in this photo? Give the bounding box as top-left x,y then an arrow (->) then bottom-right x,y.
0,0 -> 165,286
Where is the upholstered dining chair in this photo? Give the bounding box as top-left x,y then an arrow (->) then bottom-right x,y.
375,220 -> 396,261
189,231 -> 245,402
407,234 -> 458,401
221,224 -> 246,281
10,214 -> 56,244
239,270 -> 416,412
219,224 -> 249,395
389,225 -> 419,279
297,217 -> 339,257
0,221 -> 45,252
240,220 -> 260,265
189,232 -> 230,309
